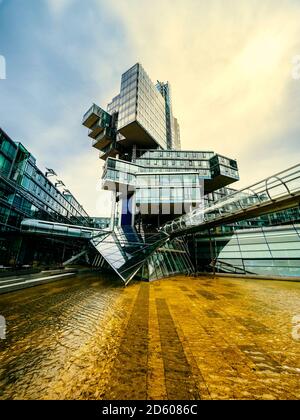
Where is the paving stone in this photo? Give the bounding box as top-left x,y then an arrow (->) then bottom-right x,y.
0,274 -> 299,400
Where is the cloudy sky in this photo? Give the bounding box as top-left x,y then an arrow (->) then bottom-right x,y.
0,0 -> 300,216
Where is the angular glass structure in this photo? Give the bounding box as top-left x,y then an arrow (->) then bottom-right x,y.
81,64 -> 300,282
91,226 -> 170,284
81,63 -> 240,283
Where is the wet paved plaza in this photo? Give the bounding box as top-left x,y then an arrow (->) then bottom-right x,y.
0,273 -> 299,400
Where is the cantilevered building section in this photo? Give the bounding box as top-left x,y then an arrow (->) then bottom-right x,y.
83,64 -> 184,157
117,64 -> 167,149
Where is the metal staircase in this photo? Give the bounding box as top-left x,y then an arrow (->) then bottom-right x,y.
90,226 -> 169,285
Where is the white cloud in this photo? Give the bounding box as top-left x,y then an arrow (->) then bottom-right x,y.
47,0 -> 73,17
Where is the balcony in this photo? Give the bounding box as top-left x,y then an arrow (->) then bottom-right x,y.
82,104 -> 111,129
92,127 -> 114,151
102,160 -> 137,191
99,142 -> 119,161
205,164 -> 239,192
88,116 -> 112,141
88,121 -> 105,139
204,155 -> 239,192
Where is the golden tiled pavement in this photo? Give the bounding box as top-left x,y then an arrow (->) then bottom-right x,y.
0,274 -> 299,400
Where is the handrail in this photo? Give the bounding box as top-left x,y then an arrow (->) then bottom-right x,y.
161,163 -> 300,235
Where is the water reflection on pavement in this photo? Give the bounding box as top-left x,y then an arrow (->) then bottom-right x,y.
0,273 -> 299,400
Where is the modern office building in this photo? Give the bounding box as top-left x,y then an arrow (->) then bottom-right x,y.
0,127 -> 90,265
83,63 -> 239,230
81,63 -> 242,282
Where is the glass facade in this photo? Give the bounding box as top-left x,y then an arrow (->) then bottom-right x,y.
135,149 -> 212,175
136,65 -> 167,148
0,128 -> 90,264
192,223 -> 300,277
0,128 -> 92,266
141,239 -> 194,281
209,154 -> 239,181
136,149 -> 214,160
103,63 -> 169,150
136,173 -> 202,206
117,64 -> 139,130
136,188 -> 202,205
102,151 -> 238,217
173,117 -> 181,150
107,95 -> 120,115
156,81 -> 176,149
0,131 -> 16,177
